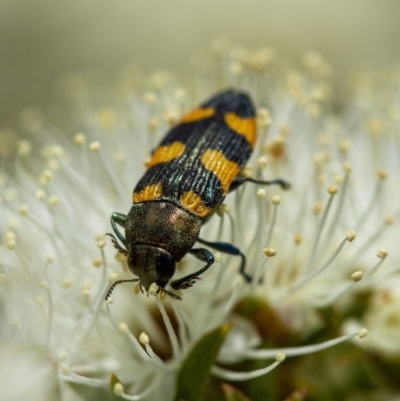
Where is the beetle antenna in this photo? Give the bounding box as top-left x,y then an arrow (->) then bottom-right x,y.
105,279 -> 139,300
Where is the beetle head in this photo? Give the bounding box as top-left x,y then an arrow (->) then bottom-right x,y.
127,245 -> 176,294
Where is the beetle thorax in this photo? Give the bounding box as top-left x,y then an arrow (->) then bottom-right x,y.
125,201 -> 202,261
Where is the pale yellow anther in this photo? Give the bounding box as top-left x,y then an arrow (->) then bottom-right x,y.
73,133 -> 86,145
143,92 -> 157,106
5,232 -> 16,241
19,204 -> 28,215
7,218 -> 17,230
243,47 -> 275,71
343,162 -> 352,172
46,254 -> 54,263
271,195 -> 281,205
151,71 -> 172,89
257,107 -> 272,128
346,230 -> 356,242
216,206 -> 225,217
257,118 -> 272,128
39,280 -> 48,289
367,117 -> 383,137
385,215 -> 394,225
148,283 -> 158,295
229,62 -> 243,76
6,239 -> 16,250
377,249 -> 388,259
241,165 -> 253,178
17,140 -> 32,156
58,351 -> 68,361
118,322 -> 129,333
351,271 -> 363,282
317,133 -> 331,146
48,195 -> 60,206
257,188 -> 266,197
214,252 -> 221,262
35,190 -> 46,200
115,252 -> 127,264
275,353 -> 286,362
159,290 -> 167,301
327,185 -> 338,195
113,383 -> 124,396
312,202 -> 323,214
313,152 -> 329,165
106,297 -> 114,304
95,233 -> 104,241
97,108 -> 116,129
358,328 -> 368,339
38,176 -> 47,186
376,168 -> 387,180
173,88 -> 187,101
338,139 -> 351,155
62,278 -> 72,288
334,175 -> 343,184
135,283 -> 141,294
81,282 -> 91,290
35,296 -> 44,305
257,107 -> 270,120
82,288 -> 91,298
97,240 -> 106,249
0,273 -> 7,284
306,103 -> 321,118
92,258 -> 102,268
139,332 -> 150,345
163,110 -> 178,125
59,364 -> 70,375
52,145 -> 64,157
115,150 -> 125,161
221,204 -> 230,214
89,141 -> 100,152
275,136 -> 285,146
256,156 -> 268,169
293,234 -> 303,245
148,117 -> 159,131
108,273 -> 118,282
312,88 -> 326,102
263,247 -> 277,257
279,124 -> 289,136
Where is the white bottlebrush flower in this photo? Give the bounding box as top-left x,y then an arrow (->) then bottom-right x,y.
2,46 -> 396,401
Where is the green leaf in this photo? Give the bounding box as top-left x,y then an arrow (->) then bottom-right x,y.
222,383 -> 250,401
174,323 -> 232,401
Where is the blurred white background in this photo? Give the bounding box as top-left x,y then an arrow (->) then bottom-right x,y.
1,0 -> 400,120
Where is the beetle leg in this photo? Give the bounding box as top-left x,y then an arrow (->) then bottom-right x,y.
105,233 -> 128,256
110,212 -> 129,249
197,237 -> 252,282
229,177 -> 290,192
170,248 -> 214,290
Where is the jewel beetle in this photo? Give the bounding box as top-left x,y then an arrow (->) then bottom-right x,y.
106,89 -> 289,300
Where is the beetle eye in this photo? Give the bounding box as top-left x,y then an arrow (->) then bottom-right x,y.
155,250 -> 176,286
